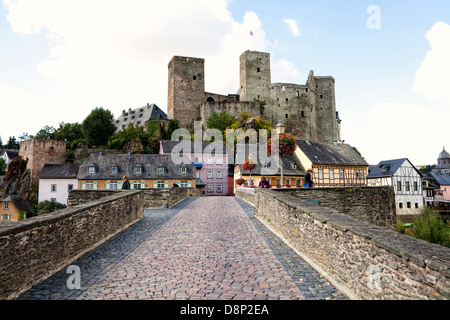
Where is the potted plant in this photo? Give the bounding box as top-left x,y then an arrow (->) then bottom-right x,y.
243,159 -> 257,186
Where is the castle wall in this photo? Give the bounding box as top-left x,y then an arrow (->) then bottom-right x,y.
168,56 -> 205,129
239,51 -> 271,104
19,139 -> 66,185
200,101 -> 260,124
314,76 -> 337,144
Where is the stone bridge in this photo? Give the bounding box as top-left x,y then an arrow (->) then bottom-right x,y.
0,187 -> 449,301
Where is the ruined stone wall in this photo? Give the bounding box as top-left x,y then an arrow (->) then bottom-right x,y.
249,189 -> 450,300
19,139 -> 66,184
200,101 -> 261,124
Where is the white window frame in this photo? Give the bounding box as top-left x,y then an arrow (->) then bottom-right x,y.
329,170 -> 334,180
180,167 -> 187,174
157,181 -> 165,189
207,171 -> 213,179
158,167 -> 165,174
89,166 -> 95,174
4,203 -> 8,210
51,184 -> 57,192
318,169 -> 323,180
217,171 -> 222,179
207,184 -> 213,193
216,157 -> 223,165
217,184 -> 223,193
180,181 -> 188,188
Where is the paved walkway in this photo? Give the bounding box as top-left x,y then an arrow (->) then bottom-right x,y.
19,197 -> 347,300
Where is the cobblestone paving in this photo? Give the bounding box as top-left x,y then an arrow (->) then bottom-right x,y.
18,196 -> 348,300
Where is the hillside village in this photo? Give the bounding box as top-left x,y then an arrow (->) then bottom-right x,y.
1,50 -> 449,230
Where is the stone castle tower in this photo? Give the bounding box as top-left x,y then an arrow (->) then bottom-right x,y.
167,50 -> 341,144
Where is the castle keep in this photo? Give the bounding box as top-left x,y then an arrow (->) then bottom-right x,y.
168,50 -> 341,144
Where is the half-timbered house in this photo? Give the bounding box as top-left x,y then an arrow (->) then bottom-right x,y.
367,158 -> 424,217
294,140 -> 368,187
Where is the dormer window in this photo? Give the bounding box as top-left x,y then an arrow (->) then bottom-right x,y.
180,167 -> 187,174
111,166 -> 118,174
135,166 -> 142,174
292,163 -> 298,170
158,167 -> 165,174
89,166 -> 95,174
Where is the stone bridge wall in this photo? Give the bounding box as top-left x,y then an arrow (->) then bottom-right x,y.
0,188 -> 202,300
243,188 -> 450,300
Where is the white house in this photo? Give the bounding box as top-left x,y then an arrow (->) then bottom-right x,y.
367,158 -> 424,216
1,149 -> 19,166
38,164 -> 79,206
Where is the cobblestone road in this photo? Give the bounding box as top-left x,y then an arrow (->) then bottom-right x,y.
19,197 -> 347,300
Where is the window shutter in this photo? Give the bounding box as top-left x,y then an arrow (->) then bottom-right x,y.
130,181 -> 134,189
177,181 -> 181,186
164,181 -> 169,189
93,181 -> 97,190
153,181 -> 158,189
82,181 -> 86,190
141,181 -> 145,189
188,181 -> 192,188
106,181 -> 110,190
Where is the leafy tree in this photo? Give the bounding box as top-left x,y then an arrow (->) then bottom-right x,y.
53,122 -> 84,150
412,207 -> 450,248
0,135 -> 3,148
0,158 -> 7,175
37,200 -> 67,214
206,111 -> 238,134
81,107 -> 116,147
4,136 -> 19,149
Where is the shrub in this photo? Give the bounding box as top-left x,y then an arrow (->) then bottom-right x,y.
37,200 -> 67,214
413,207 -> 450,248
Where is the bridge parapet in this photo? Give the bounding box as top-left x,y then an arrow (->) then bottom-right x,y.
237,188 -> 450,300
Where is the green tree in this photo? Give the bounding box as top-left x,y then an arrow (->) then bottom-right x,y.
82,107 -> 116,147
53,122 -> 84,150
206,111 -> 238,134
413,207 -> 450,248
5,136 -> 19,149
0,135 -> 3,148
0,158 -> 7,175
37,200 -> 67,214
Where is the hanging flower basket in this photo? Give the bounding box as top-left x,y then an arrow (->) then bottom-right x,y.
267,133 -> 297,156
236,178 -> 246,186
243,160 -> 257,171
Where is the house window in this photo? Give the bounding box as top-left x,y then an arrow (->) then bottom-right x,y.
89,166 -> 95,174
86,182 -> 95,190
207,157 -> 213,165
339,170 -> 344,180
111,166 -> 117,174
110,182 -> 118,190
133,181 -> 141,189
68,184 -> 74,191
286,179 -> 290,186
399,202 -> 403,209
296,179 -> 302,187
193,75 -> 197,80
415,203 -> 419,209
397,181 -> 402,192
356,171 -> 365,180
4,203 -> 8,210
50,198 -> 56,202
292,163 -> 298,169
180,167 -> 187,174
195,170 -> 200,178
407,202 -> 411,208
217,171 -> 222,179
414,182 -> 418,192
157,181 -> 165,189
257,67 -> 260,72
329,170 -> 334,180
135,166 -> 142,174
158,167 -> 165,174
217,184 -> 223,193
180,181 -> 188,188
51,184 -> 57,192
301,111 -> 304,117
1,214 -> 10,221
207,185 -> 213,193
406,181 -> 410,192
216,157 -> 223,165
207,171 -> 213,179
318,169 -> 323,180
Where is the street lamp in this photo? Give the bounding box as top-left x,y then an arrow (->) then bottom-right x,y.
276,121 -> 285,188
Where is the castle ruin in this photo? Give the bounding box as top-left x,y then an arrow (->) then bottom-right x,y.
168,50 -> 341,144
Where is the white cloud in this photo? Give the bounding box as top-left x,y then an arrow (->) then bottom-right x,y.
271,59 -> 301,84
283,18 -> 301,37
412,21 -> 450,104
0,0 -> 273,139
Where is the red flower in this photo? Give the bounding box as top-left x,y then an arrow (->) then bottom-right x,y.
243,160 -> 257,171
267,133 -> 296,156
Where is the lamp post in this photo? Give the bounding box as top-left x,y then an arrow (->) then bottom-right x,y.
276,121 -> 285,188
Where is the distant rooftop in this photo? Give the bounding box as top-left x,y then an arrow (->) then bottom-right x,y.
115,103 -> 167,132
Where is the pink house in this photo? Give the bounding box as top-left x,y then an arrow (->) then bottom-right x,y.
160,140 -> 229,196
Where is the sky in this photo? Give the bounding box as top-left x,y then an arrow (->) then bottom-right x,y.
0,0 -> 449,166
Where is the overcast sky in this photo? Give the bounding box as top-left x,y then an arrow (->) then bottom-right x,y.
0,0 -> 449,166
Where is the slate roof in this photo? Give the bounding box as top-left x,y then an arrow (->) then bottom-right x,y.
2,195 -> 31,211
366,158 -> 422,179
234,144 -> 306,176
38,164 -> 80,179
296,140 -> 368,166
115,103 -> 167,132
1,149 -> 19,159
160,140 -> 226,155
429,171 -> 450,186
78,153 -> 196,180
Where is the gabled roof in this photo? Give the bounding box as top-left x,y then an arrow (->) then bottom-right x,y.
234,143 -> 305,176
1,149 -> 19,159
429,171 -> 450,186
366,158 -> 422,179
2,195 -> 31,211
296,140 -> 368,166
115,103 -> 167,131
77,153 -> 196,180
38,164 -> 80,179
160,140 -> 226,155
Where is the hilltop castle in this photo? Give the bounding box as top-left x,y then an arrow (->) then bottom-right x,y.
168,50 -> 341,144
